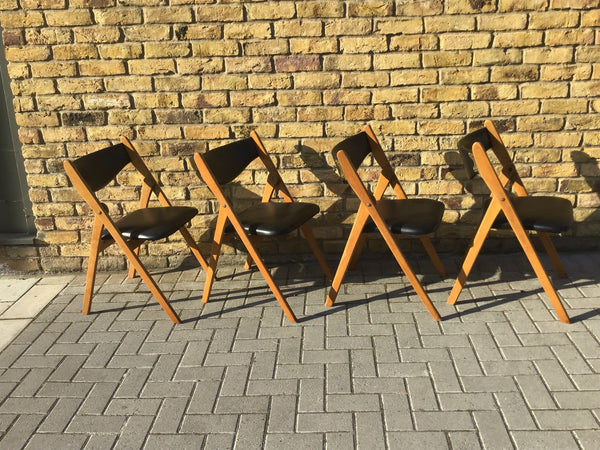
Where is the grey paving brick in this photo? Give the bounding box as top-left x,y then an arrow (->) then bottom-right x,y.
407,377 -> 438,411
438,393 -> 496,411
144,434 -> 205,450
326,335 -> 371,350
387,431 -> 449,449
150,398 -> 187,433
66,415 -> 127,433
267,395 -> 296,433
265,432 -> 324,450
83,434 -> 118,450
233,413 -> 267,450
0,397 -> 55,414
350,349 -> 376,377
249,351 -> 276,380
215,396 -> 270,415
482,360 -> 537,376
0,414 -> 43,450
326,393 -> 380,412
187,380 -> 220,414
113,416 -> 154,450
377,361 -> 428,378
179,413 -> 238,434
49,355 -> 88,382
461,376 -> 517,393
38,398 -> 84,433
574,430 -> 600,450
297,412 -> 353,432
354,376 -> 405,394
25,433 -> 88,450
275,362 -> 323,379
372,335 -> 400,363
474,410 -> 513,450
78,382 -> 119,415
448,431 -> 482,450
534,409 -> 599,430
299,378 -> 324,413
355,411 -> 386,449
570,373 -> 600,391
534,359 -> 576,391
554,391 -> 600,409
429,361 -> 462,392
114,368 -> 151,398
515,375 -> 557,409
511,430 -> 579,450
247,379 -> 298,396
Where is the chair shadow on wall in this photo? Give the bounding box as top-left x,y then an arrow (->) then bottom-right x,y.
442,147 -> 600,322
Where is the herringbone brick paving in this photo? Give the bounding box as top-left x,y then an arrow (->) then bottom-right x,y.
0,252 -> 599,449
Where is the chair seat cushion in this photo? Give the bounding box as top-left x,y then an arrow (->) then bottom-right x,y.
363,199 -> 444,235
226,202 -> 319,237
493,196 -> 573,233
102,206 -> 198,241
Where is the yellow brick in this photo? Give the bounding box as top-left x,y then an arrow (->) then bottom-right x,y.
74,27 -> 120,43
342,72 -> 389,88
181,91 -> 229,108
174,24 -> 221,40
145,7 -> 192,24
440,102 -> 489,118
473,48 -> 521,66
324,18 -> 371,36
581,9 -> 600,26
129,59 -> 176,75
224,22 -> 271,39
78,60 -> 126,76
298,106 -> 343,122
389,35 -> 438,51
136,125 -> 182,140
94,7 -> 142,25
422,86 -> 468,102
392,104 -> 438,119
274,20 -> 323,37
440,32 -> 491,50
323,54 -> 371,71
516,117 -> 564,132
177,58 -> 223,75
418,120 -> 464,135
531,164 -> 577,178
521,82 -> 569,99
423,51 -> 471,67
529,11 -> 579,29
145,42 -> 191,58
155,76 -> 200,92
546,29 -> 595,46
291,38 -> 338,54
104,76 -> 153,92
297,1 -> 344,17
372,88 -> 418,104
248,74 -> 292,90
41,127 -> 85,143
498,0 -> 547,11
418,180 -> 463,195
244,40 -> 288,56
491,65 -> 538,82
7,63 -> 29,80
279,122 -> 323,138
25,28 -> 70,45
490,100 -> 539,116
440,67 -> 489,84
45,10 -> 92,26
5,45 -> 49,62
477,13 -> 527,30
424,15 -> 475,32
576,46 -> 600,63
523,47 -> 574,65
30,61 -> 76,77
230,91 -> 275,107
225,57 -> 271,73
324,90 -> 371,105
107,110 -> 153,125
52,44 -> 98,60
390,69 -> 437,86
98,44 -> 143,59
133,93 -> 179,108
246,2 -> 296,20
202,75 -> 247,91
340,36 -> 387,53
15,112 -> 59,127
534,132 -> 582,148
57,78 -> 103,94
397,0 -> 443,15
254,107 -> 296,123
123,25 -> 170,42
373,53 -> 421,70
375,17 -> 423,34
295,72 -> 340,89
541,99 -> 588,114
0,11 -> 45,28
204,108 -> 250,124
540,64 -> 592,81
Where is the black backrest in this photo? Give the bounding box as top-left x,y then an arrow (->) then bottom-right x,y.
457,127 -> 492,180
202,138 -> 260,185
71,143 -> 132,192
332,132 -> 372,169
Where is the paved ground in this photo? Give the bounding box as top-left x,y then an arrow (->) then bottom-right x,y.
0,251 -> 598,449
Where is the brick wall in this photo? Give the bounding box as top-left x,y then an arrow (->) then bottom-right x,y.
0,1 -> 599,273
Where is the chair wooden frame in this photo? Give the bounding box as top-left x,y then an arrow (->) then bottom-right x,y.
447,120 -> 571,323
326,125 -> 446,321
194,131 -> 333,323
64,137 -> 209,323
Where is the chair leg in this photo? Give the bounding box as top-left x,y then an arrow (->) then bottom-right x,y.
180,226 -> 210,273
326,208 -> 370,307
419,235 -> 447,277
128,246 -> 140,279
243,237 -> 262,270
202,210 -> 227,304
83,219 -> 103,315
447,202 -> 499,306
300,224 -> 334,281
379,228 -> 441,321
537,231 -> 567,277
507,216 -> 570,324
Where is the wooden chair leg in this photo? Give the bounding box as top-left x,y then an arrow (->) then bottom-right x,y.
180,226 -> 209,273
128,246 -> 140,279
378,226 -> 441,321
537,231 -> 567,277
447,202 -> 499,306
326,208 -> 370,307
348,233 -> 368,271
506,215 -> 570,324
83,219 -> 103,315
243,237 -> 262,270
300,224 -> 334,281
202,210 -> 227,304
419,234 -> 447,277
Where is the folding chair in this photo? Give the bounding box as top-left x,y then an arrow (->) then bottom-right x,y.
326,125 -> 446,321
64,137 -> 209,323
447,120 -> 573,323
193,131 -> 333,323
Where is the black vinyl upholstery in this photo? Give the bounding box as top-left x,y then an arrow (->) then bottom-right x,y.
101,206 -> 198,241
202,138 -> 259,185
363,199 -> 445,235
226,202 -> 319,237
332,132 -> 372,169
71,144 -> 132,191
493,196 -> 573,234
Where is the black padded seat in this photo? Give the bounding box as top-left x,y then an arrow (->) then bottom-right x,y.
226,202 -> 319,237
102,206 -> 198,241
493,196 -> 573,234
362,199 -> 445,235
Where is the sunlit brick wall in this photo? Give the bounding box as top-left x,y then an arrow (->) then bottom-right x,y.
1,0 -> 599,272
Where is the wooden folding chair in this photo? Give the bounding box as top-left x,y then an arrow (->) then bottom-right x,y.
447,120 -> 573,323
193,131 -> 333,323
326,125 -> 446,321
64,137 -> 209,323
